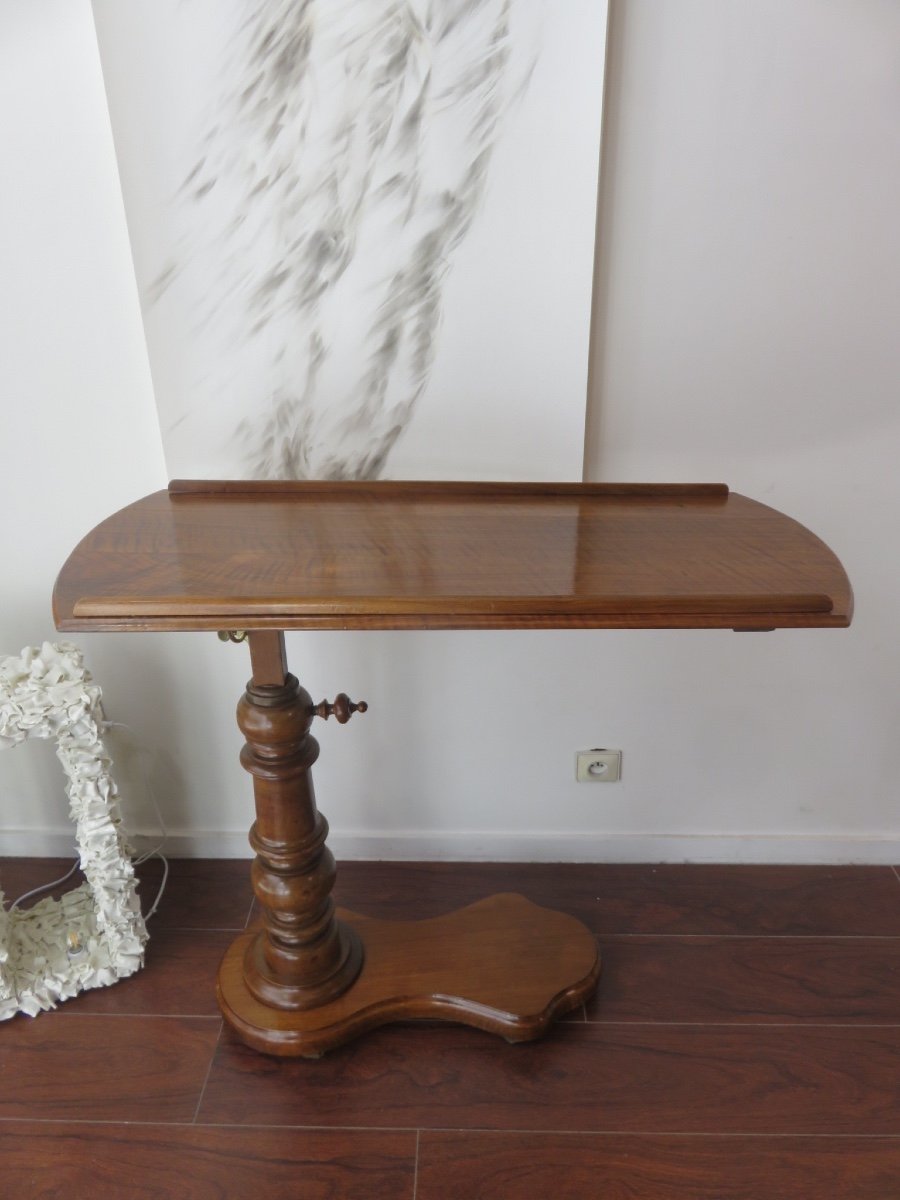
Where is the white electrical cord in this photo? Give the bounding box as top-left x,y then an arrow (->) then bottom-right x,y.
9,859 -> 81,912
142,854 -> 169,922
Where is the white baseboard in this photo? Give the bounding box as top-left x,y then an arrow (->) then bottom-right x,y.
1,827 -> 898,865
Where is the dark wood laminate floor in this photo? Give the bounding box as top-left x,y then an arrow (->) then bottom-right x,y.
1,858 -> 899,1198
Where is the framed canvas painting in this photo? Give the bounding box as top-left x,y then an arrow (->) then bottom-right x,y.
93,0 -> 609,481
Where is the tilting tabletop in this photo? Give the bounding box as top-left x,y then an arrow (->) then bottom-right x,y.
54,480 -> 852,633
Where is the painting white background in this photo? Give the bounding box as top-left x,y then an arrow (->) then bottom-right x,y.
92,0 -> 610,482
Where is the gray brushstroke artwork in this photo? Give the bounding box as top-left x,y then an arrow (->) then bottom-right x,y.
150,0 -> 544,480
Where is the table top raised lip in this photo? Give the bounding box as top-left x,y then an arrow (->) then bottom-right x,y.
52,480 -> 853,633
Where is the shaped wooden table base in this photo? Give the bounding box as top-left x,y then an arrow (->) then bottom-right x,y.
53,481 -> 852,1057
216,629 -> 599,1056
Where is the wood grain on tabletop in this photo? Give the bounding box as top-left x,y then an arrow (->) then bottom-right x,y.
52,480 -> 852,631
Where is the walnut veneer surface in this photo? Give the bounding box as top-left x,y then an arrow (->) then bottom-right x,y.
53,480 -> 852,632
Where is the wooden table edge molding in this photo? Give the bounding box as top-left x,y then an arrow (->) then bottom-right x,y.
53,480 -> 852,1057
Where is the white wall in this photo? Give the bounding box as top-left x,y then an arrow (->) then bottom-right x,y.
0,0 -> 243,855
1,0 -> 897,863
582,0 -> 900,860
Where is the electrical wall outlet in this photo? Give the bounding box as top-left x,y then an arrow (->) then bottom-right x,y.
575,748 -> 622,782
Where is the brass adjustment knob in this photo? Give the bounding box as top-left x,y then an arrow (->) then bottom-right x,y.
312,693 -> 368,723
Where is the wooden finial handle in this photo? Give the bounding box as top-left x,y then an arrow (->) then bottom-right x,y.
312,693 -> 368,723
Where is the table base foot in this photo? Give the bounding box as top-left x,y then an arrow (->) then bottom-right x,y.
216,892 -> 600,1058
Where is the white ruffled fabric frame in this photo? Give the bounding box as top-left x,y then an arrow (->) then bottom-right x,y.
0,642 -> 148,1019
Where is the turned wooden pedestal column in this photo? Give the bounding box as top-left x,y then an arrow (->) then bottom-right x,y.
233,634 -> 362,1014
216,630 -> 601,1057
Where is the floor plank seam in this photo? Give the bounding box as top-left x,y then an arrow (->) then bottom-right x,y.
573,1022 -> 900,1032
0,1117 -> 209,1128
52,1013 -> 223,1021
149,926 -> 249,934
0,1117 -> 420,1132
1,1118 -> 900,1139
191,1021 -> 224,1125
412,1129 -> 420,1200
401,1129 -> 900,1140
602,933 -> 900,940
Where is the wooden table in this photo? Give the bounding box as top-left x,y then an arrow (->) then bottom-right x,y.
54,481 -> 852,1056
